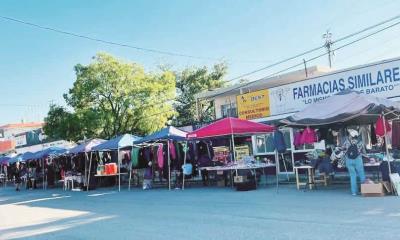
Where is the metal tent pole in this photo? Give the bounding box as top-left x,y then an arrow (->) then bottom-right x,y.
87,152 -> 93,191
42,158 -> 45,190
275,150 -> 279,193
84,152 -> 88,189
118,148 -> 121,192
167,140 -> 171,190
231,134 -> 238,175
382,112 -> 392,175
182,141 -> 187,190
128,147 -> 133,191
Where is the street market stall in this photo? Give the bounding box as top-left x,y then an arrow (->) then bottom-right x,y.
280,91 -> 400,195
91,134 -> 141,191
68,139 -> 106,191
186,117 -> 275,190
133,126 -> 187,190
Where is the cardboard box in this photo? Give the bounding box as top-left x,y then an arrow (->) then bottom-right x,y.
361,183 -> 385,197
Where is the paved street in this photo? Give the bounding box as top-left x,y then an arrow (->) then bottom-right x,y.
1,185 -> 399,240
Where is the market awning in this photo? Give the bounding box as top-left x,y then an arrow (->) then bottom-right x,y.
0,156 -> 11,164
134,126 -> 187,144
281,91 -> 400,126
8,154 -> 23,164
92,134 -> 141,151
21,151 -> 36,161
32,147 -> 69,159
69,138 -> 106,154
187,117 -> 275,139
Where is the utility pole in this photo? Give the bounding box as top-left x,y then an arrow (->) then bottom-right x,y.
303,59 -> 308,78
323,30 -> 333,68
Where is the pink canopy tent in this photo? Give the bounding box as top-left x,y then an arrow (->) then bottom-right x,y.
187,117 -> 275,139
182,117 -> 274,190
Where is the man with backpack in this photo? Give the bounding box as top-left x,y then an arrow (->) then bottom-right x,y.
343,129 -> 366,196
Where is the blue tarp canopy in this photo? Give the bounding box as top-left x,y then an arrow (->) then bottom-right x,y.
0,156 -> 11,164
92,134 -> 141,151
7,147 -> 69,164
69,138 -> 106,154
32,147 -> 69,159
21,151 -> 36,161
134,126 -> 187,144
9,155 -> 23,164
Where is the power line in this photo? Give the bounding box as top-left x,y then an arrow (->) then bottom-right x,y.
0,15 -> 221,61
0,15 -> 275,64
226,14 -> 400,83
207,19 -> 400,99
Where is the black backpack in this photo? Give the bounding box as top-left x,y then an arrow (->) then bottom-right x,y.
347,143 -> 359,159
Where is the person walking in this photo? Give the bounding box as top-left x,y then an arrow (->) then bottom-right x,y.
343,129 -> 366,196
15,162 -> 22,191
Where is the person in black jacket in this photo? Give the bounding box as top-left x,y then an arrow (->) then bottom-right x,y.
15,162 -> 22,191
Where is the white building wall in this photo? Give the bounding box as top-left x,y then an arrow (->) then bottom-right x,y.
214,95 -> 237,119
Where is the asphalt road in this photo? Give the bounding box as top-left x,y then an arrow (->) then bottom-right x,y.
1,184 -> 399,240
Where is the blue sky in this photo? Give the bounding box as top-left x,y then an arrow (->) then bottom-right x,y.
1,0 -> 400,125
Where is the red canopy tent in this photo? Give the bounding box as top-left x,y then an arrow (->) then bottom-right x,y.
187,117 -> 275,139
182,117 -> 274,190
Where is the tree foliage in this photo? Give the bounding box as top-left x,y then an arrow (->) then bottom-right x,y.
44,53 -> 176,141
174,63 -> 228,126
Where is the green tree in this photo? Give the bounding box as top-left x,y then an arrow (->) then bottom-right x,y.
43,105 -> 82,141
44,53 -> 176,141
174,63 -> 228,126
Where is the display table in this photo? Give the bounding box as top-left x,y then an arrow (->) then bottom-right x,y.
200,162 -> 276,187
94,173 -> 128,189
294,165 -> 317,190
199,162 -> 276,171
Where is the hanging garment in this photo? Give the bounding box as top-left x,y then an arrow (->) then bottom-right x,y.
174,141 -> 182,163
392,121 -> 400,149
359,125 -> 371,149
273,130 -> 287,153
375,116 -> 391,137
370,124 -> 378,145
300,127 -> 317,144
293,130 -> 302,147
157,143 -> 164,169
144,147 -> 151,161
169,140 -> 177,160
338,128 -> 347,146
325,129 -> 335,145
318,128 -> 329,142
207,142 -> 215,159
131,147 -> 140,168
266,134 -> 275,152
172,142 -> 183,168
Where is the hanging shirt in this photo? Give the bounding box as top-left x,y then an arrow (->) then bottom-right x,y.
144,147 -> 151,161
157,143 -> 164,169
169,140 -> 177,160
293,131 -> 302,147
131,147 -> 140,168
273,130 -> 287,153
359,125 -> 371,149
392,121 -> 400,150
370,124 -> 378,145
174,141 -> 182,163
300,127 -> 317,144
375,116 -> 391,137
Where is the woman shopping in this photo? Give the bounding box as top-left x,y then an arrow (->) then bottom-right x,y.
342,129 -> 366,196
